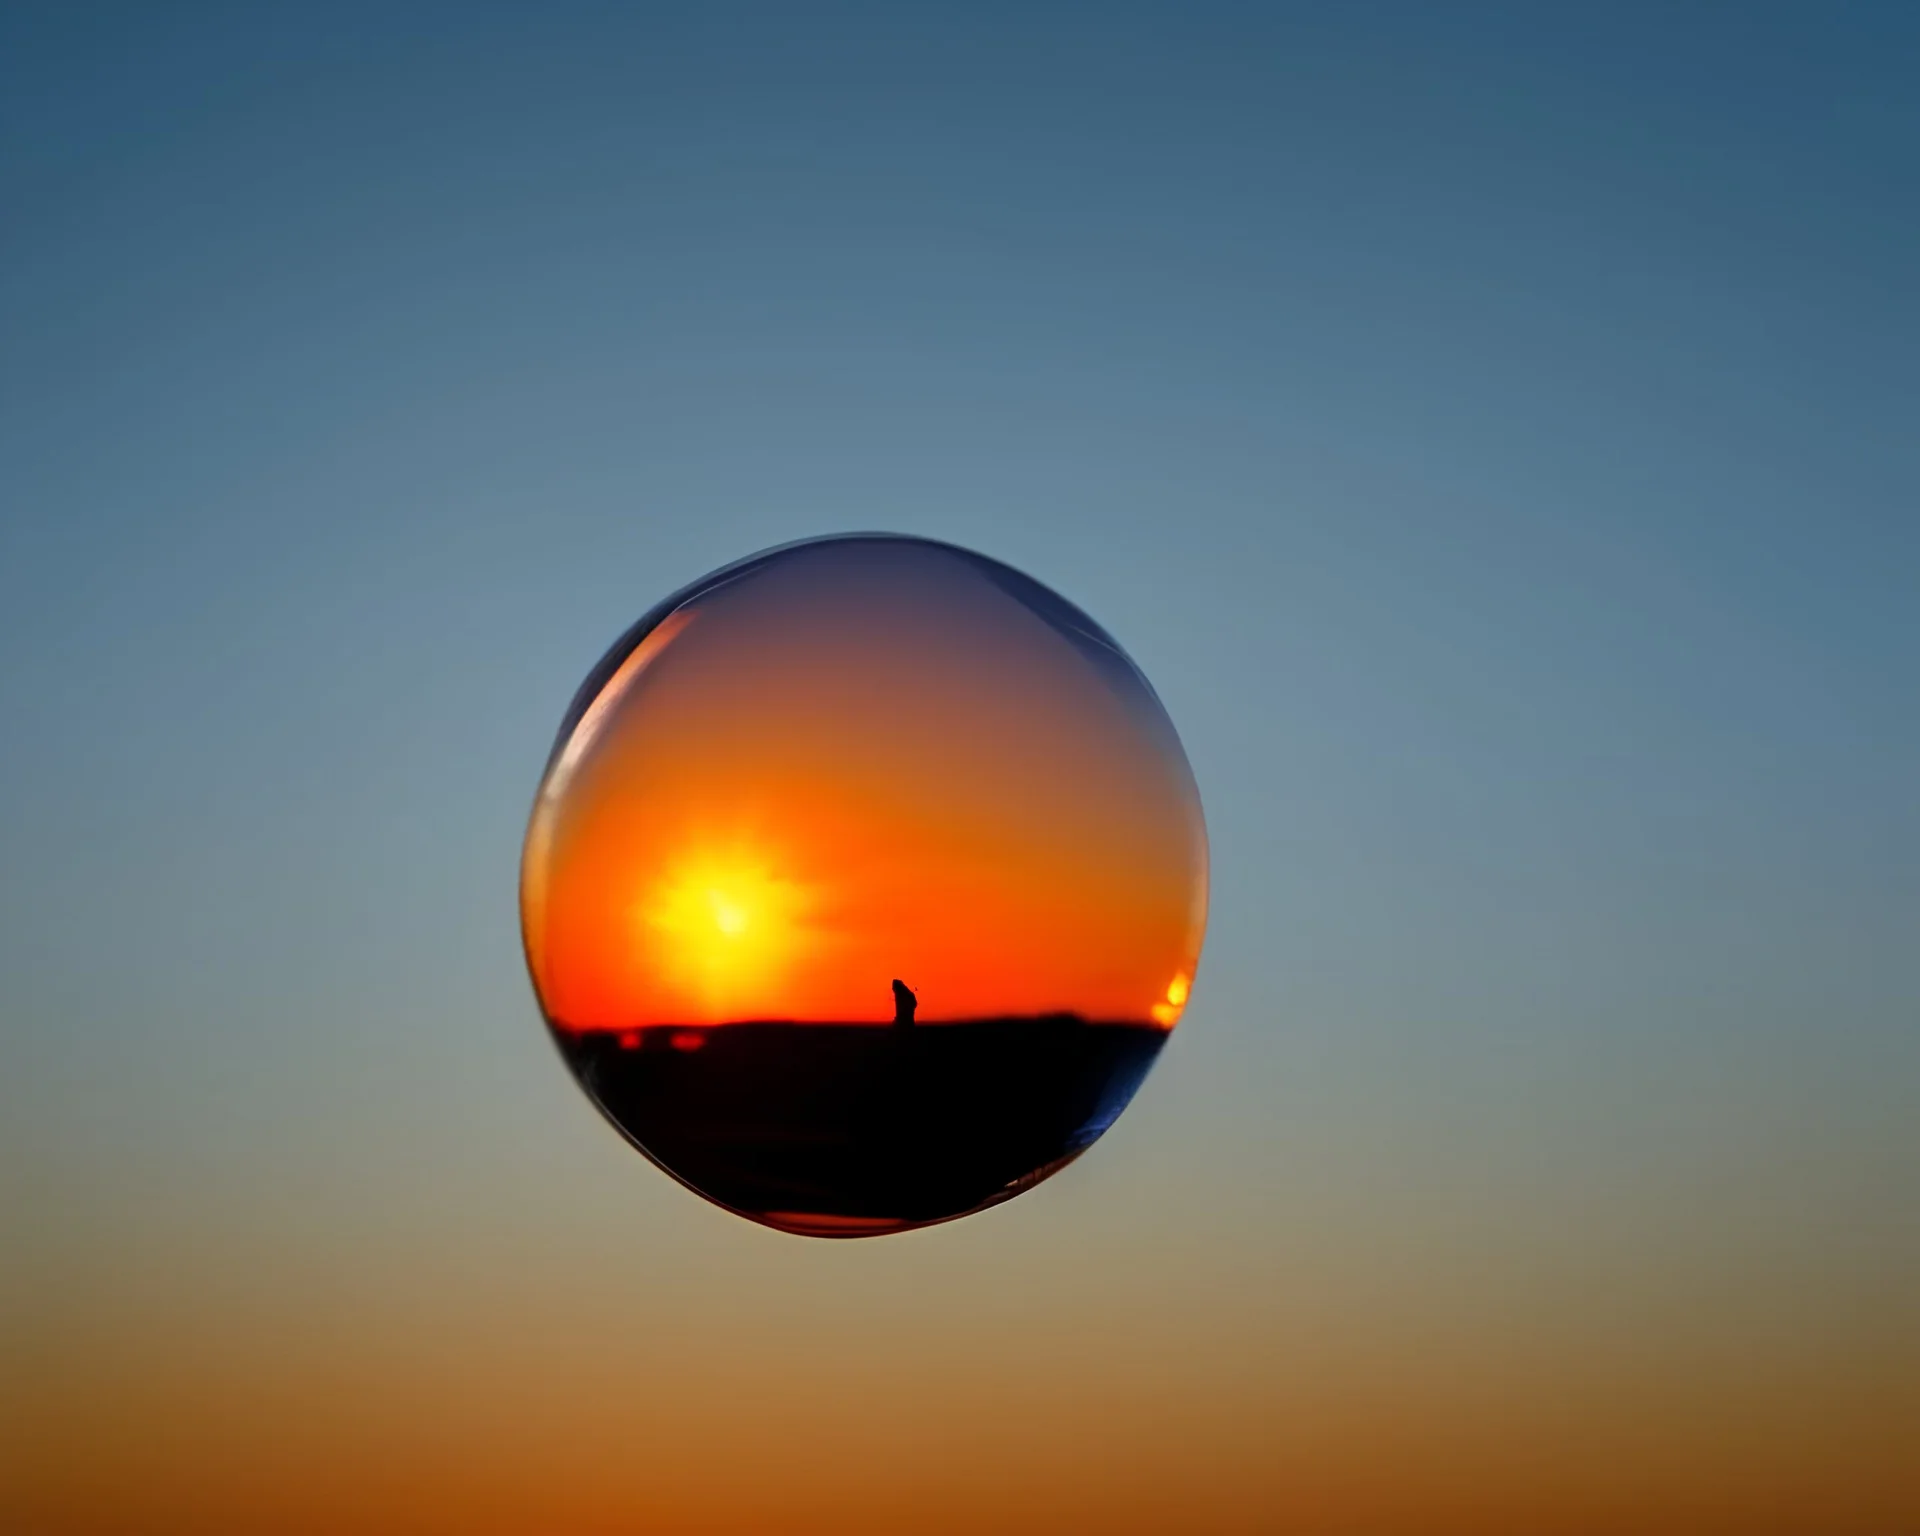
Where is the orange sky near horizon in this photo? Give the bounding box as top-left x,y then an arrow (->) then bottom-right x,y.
521,542 -> 1209,1030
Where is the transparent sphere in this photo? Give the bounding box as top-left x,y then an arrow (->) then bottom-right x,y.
521,535 -> 1208,1236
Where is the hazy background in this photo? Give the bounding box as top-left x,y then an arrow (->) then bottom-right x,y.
2,4 -> 1915,1531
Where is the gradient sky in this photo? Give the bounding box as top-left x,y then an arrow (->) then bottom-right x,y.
2,4 -> 1915,1533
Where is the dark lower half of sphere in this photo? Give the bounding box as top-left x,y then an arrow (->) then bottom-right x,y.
556,1019 -> 1167,1236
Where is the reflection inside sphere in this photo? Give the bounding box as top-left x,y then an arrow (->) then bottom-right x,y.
521,535 -> 1208,1236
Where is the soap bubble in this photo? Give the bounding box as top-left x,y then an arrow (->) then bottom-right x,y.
521,535 -> 1207,1236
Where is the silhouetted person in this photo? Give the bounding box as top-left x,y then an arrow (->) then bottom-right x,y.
891,978 -> 917,1028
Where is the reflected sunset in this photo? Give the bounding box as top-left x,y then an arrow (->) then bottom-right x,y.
520,535 -> 1209,1234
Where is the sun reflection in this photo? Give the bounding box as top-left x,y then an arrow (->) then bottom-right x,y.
641,847 -> 817,1020
1149,971 -> 1192,1027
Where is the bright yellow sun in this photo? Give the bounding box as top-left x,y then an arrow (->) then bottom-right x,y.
641,848 -> 816,1020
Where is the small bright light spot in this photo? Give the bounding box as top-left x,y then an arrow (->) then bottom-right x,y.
1150,971 -> 1191,1026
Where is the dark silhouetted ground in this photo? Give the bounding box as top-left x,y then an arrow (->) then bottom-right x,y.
556,1016 -> 1166,1235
